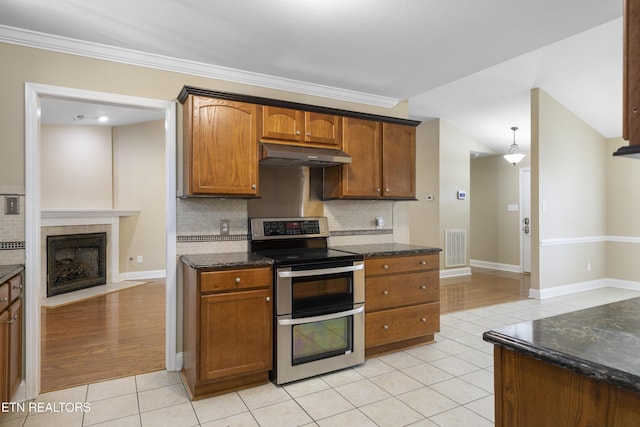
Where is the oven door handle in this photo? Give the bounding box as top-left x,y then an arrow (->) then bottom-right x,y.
277,263 -> 363,278
278,306 -> 364,326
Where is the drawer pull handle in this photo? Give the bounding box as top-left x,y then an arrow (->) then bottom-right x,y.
421,317 -> 427,323
420,260 -> 426,265
235,277 -> 241,283
383,324 -> 389,330
383,290 -> 389,296
420,285 -> 427,290
382,264 -> 388,270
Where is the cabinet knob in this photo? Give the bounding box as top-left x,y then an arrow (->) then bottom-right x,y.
383,324 -> 389,330
251,184 -> 256,190
383,290 -> 389,296
385,188 -> 390,192
266,296 -> 271,302
376,187 -> 381,193
420,285 -> 427,290
306,131 -> 311,137
420,260 -> 426,265
295,130 -> 301,135
0,297 -> 7,302
382,264 -> 388,270
421,317 -> 427,323
235,277 -> 241,283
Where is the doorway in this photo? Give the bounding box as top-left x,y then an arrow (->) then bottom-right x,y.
24,83 -> 177,400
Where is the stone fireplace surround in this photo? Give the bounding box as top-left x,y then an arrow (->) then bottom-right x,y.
40,209 -> 138,301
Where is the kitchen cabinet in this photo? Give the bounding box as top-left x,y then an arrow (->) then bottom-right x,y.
261,106 -> 341,147
1,271 -> 22,403
323,119 -> 416,200
364,254 -> 439,357
624,0 -> 640,145
181,264 -> 272,399
182,95 -> 259,197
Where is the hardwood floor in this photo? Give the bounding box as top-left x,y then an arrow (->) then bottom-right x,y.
440,267 -> 530,314
40,280 -> 165,393
39,268 -> 527,393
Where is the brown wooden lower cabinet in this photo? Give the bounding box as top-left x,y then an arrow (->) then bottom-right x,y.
364,253 -> 440,357
1,272 -> 22,403
181,264 -> 272,400
493,346 -> 640,427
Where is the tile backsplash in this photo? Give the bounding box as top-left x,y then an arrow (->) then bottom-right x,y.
176,197 -> 394,255
0,186 -> 26,265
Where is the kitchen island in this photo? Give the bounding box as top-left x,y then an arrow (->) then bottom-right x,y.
483,296 -> 640,427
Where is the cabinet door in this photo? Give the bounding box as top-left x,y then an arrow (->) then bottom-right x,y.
262,106 -> 304,142
304,112 -> 341,146
382,123 -> 416,199
624,0 -> 640,144
340,118 -> 382,198
188,97 -> 258,196
6,298 -> 21,400
199,289 -> 272,382
0,309 -> 8,403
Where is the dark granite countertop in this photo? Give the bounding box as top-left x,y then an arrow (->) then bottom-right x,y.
333,243 -> 441,258
0,264 -> 24,284
180,253 -> 273,270
483,297 -> 640,394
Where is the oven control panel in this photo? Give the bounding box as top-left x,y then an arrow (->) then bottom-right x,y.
250,217 -> 330,240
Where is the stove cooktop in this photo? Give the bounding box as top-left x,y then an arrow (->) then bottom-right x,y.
253,247 -> 362,266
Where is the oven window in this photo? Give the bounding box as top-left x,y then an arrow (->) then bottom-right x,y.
292,316 -> 353,365
292,273 -> 352,315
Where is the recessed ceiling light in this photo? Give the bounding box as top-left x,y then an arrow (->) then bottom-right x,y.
98,116 -> 108,122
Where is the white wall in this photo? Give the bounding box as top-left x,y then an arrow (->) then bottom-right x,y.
113,121 -> 166,273
41,125 -> 113,208
533,88 -> 608,293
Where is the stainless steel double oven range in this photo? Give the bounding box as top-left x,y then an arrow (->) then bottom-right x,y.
250,217 -> 364,385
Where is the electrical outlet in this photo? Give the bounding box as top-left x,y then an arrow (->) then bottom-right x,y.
220,219 -> 230,236
137,255 -> 143,263
5,196 -> 19,215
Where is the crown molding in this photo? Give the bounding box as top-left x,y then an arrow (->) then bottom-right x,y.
0,25 -> 399,108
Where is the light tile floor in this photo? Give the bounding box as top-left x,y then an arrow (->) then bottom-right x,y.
3,286 -> 639,427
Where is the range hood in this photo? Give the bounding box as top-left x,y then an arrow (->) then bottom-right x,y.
260,143 -> 351,167
613,144 -> 640,158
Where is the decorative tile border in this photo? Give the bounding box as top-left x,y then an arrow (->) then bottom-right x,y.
0,241 -> 25,250
177,234 -> 249,242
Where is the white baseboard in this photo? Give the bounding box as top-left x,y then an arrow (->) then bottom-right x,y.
470,259 -> 521,273
174,352 -> 183,371
529,278 -> 640,299
440,267 -> 472,278
119,269 -> 166,281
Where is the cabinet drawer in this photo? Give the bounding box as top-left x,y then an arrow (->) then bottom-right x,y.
366,254 -> 438,276
366,271 -> 439,312
0,282 -> 8,312
8,274 -> 22,303
200,267 -> 271,293
365,303 -> 440,348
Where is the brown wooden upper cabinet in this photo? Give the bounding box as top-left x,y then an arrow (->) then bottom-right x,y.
624,0 -> 640,144
261,106 -> 341,147
183,95 -> 259,197
324,118 -> 416,200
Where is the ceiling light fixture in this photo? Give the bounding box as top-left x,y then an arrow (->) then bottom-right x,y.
504,126 -> 525,165
98,116 -> 109,122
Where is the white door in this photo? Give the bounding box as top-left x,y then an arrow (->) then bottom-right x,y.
520,168 -> 531,273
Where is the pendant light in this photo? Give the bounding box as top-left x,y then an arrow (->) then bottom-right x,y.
504,126 -> 525,165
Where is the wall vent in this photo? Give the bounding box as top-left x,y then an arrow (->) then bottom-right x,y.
445,229 -> 467,267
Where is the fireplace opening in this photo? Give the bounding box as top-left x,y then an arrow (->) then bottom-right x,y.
47,232 -> 107,297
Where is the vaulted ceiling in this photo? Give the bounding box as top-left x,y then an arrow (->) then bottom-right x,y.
0,0 -> 624,154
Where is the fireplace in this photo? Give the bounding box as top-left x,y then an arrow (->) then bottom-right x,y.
46,232 -> 107,297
